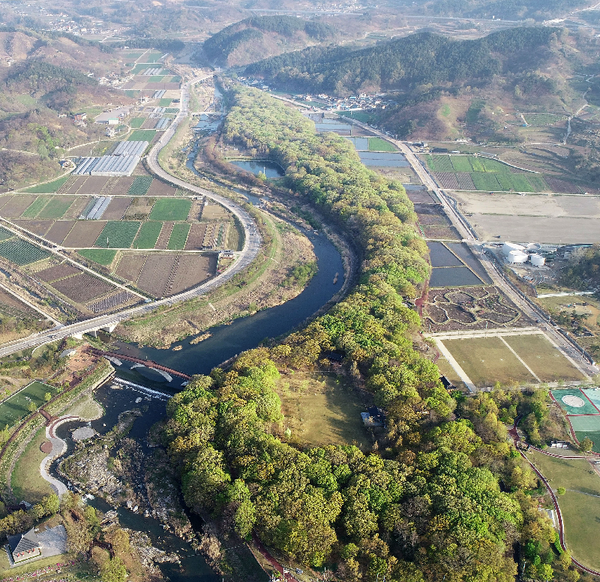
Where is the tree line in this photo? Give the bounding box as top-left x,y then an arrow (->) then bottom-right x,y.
163,87 -> 582,581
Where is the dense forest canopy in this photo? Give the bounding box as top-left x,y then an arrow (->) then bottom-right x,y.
425,0 -> 587,19
561,245 -> 600,290
163,87 -> 575,581
245,27 -> 558,95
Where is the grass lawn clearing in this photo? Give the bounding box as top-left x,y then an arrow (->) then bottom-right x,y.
24,176 -> 70,194
503,335 -> 585,382
130,117 -> 145,128
134,221 -> 163,249
442,336 -> 536,387
149,198 -> 192,221
128,176 -> 154,196
95,221 -> 140,248
37,197 -> 74,219
21,196 -> 49,218
368,137 -> 396,152
527,449 -> 600,570
167,223 -> 190,250
0,381 -> 55,428
128,129 -> 156,142
278,372 -> 370,449
78,249 -> 117,266
11,426 -> 54,503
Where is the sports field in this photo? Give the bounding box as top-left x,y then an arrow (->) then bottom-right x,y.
527,449 -> 600,571
552,388 -> 600,452
0,381 -> 55,428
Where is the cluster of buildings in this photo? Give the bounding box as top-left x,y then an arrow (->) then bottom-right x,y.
73,140 -> 149,177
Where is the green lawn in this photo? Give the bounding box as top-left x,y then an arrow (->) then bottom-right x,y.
130,117 -> 145,128
149,198 -> 192,221
527,450 -> 600,571
23,175 -> 70,194
368,137 -> 396,152
21,196 -> 49,218
12,427 -> 54,503
442,336 -> 536,387
133,221 -> 163,249
167,223 -> 190,250
0,381 -> 55,429
37,197 -> 74,219
128,130 -> 156,142
78,249 -> 117,266
95,221 -> 141,249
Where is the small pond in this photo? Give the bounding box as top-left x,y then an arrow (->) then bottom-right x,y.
230,160 -> 284,178
358,151 -> 409,167
430,266 -> 483,288
427,242 -> 463,268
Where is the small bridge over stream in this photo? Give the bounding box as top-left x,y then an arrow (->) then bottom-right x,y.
89,349 -> 192,382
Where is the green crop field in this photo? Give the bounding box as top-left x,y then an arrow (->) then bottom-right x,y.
37,197 -> 74,219
95,221 -> 141,249
159,98 -> 172,107
368,138 -> 396,152
127,176 -> 154,196
424,155 -> 454,172
129,117 -> 145,128
146,52 -> 163,63
442,336 -> 536,387
128,130 -> 156,142
78,249 -> 117,266
167,223 -> 190,250
527,450 -> 600,570
165,108 -> 179,114
134,222 -> 163,249
0,381 -> 56,429
0,239 -> 50,265
149,198 -> 191,221
125,90 -> 140,98
0,228 -> 12,241
24,175 -> 70,194
131,64 -> 149,74
523,113 -> 567,126
504,335 -> 585,382
481,158 -> 510,172
149,75 -> 165,82
21,197 -> 49,218
450,157 -> 473,172
471,173 -> 501,190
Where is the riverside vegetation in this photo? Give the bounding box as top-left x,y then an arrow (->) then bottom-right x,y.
163,88 -> 583,582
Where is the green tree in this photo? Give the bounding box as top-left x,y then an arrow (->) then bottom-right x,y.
101,556 -> 127,582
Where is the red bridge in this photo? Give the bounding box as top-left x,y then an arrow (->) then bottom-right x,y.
89,348 -> 192,381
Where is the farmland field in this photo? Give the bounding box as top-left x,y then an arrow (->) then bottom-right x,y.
146,181 -> 178,196
45,221 -> 75,244
24,176 -> 70,193
128,176 -> 154,196
0,239 -> 50,265
36,263 -> 82,282
149,198 -> 191,221
52,272 -> 115,302
78,249 -> 117,266
12,220 -> 49,237
116,253 -> 147,281
169,255 -> 216,294
63,221 -> 106,247
136,254 -> 177,296
442,336 -> 536,387
450,157 -> 473,173
128,130 -> 156,142
1,196 -> 38,217
95,221 -> 141,248
167,223 -> 190,250
130,117 -> 145,128
21,197 -> 48,218
102,198 -> 132,221
0,381 -> 56,428
368,137 -> 396,152
133,222 -> 163,249
159,98 -> 172,107
87,291 -> 136,313
37,197 -> 74,219
471,173 -> 500,190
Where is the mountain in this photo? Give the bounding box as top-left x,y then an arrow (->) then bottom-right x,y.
203,16 -> 334,67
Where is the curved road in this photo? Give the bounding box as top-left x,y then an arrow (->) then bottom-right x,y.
0,77 -> 262,359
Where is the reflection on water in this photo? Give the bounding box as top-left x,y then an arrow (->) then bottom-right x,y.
230,160 -> 284,177
358,151 -> 409,167
427,242 -> 463,268
430,266 -> 483,287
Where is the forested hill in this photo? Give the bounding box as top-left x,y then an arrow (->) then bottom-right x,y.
245,27 -> 558,95
203,15 -> 334,67
426,0 -> 587,20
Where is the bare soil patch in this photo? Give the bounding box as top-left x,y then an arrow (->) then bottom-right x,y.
0,287 -> 37,315
116,253 -> 148,282
87,291 -> 138,314
105,177 -> 135,196
36,263 -> 82,282
103,197 -> 132,220
52,272 -> 115,302
62,221 -> 105,247
169,254 -> 216,294
184,223 -> 207,251
13,220 -> 51,237
406,190 -> 435,204
136,254 -> 177,297
154,222 -> 174,249
1,195 -> 37,217
146,180 -> 177,197
44,220 -> 75,244
123,197 -> 155,220
77,176 -> 111,195
142,118 -> 158,129
187,198 -> 204,221
201,203 -> 230,220
59,176 -> 87,194
62,196 -> 92,220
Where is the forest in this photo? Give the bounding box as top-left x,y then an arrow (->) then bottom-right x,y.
425,0 -> 587,20
560,245 -> 600,290
163,88 -> 582,582
245,27 -> 558,95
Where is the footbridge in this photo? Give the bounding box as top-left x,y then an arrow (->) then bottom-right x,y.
89,348 -> 191,382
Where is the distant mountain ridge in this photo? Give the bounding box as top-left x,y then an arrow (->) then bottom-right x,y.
203,15 -> 334,67
245,27 -> 559,95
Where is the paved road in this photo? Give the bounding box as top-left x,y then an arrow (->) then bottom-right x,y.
0,76 -> 262,359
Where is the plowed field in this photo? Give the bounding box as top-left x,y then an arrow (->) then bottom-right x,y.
77,176 -> 111,194
136,254 -> 177,297
103,198 -> 132,220
52,272 -> 115,302
1,196 -> 37,218
13,220 -> 51,237
44,221 -> 75,244
62,221 -> 105,247
169,254 -> 215,294
184,223 -> 207,250
36,263 -> 82,282
116,253 -> 147,281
